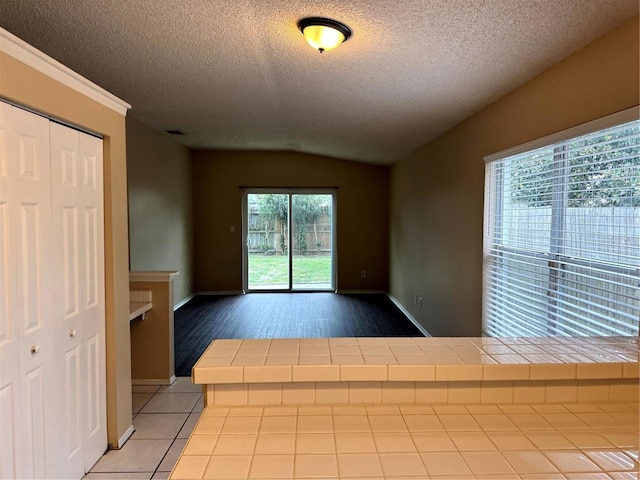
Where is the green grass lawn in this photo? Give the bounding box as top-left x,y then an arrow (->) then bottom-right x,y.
248,254 -> 331,287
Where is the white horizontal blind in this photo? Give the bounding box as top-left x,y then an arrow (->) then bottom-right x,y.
484,118 -> 640,337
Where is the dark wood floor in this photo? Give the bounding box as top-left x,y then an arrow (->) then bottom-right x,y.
174,293 -> 422,377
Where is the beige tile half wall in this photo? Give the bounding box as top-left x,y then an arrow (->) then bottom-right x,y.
193,336 -> 638,407
204,379 -> 639,406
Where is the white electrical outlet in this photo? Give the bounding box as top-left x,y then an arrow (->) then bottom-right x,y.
361,270 -> 367,278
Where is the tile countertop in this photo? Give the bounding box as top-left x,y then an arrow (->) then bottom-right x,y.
192,336 -> 639,384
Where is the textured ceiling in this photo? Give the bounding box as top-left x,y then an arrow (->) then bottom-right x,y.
1,1 -> 637,165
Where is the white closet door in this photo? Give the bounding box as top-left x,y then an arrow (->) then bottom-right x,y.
0,103 -> 106,479
50,123 -> 85,478
79,131 -> 106,471
50,124 -> 106,475
0,100 -> 25,480
6,106 -> 56,479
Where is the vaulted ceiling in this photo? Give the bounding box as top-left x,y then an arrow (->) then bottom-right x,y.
1,1 -> 637,165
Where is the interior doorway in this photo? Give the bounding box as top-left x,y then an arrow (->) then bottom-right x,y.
243,189 -> 336,292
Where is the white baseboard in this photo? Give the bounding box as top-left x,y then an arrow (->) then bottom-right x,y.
113,424 -> 135,449
387,294 -> 431,337
174,294 -> 196,311
336,290 -> 387,294
196,291 -> 244,296
132,375 -> 176,386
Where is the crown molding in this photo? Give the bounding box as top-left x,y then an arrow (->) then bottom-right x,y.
1,27 -> 131,116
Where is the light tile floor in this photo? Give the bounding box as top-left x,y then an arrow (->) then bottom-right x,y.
83,377 -> 203,480
172,402 -> 639,479
83,377 -> 639,480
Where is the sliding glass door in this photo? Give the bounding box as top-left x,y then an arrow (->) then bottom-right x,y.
246,192 -> 290,290
244,190 -> 335,292
291,194 -> 334,290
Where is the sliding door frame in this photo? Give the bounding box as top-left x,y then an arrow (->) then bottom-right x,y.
242,188 -> 337,293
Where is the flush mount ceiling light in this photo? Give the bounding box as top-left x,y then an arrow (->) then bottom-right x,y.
297,17 -> 352,53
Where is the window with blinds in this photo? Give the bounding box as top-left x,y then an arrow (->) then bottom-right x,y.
483,114 -> 639,338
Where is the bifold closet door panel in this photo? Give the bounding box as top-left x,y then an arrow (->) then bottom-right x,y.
0,100 -> 25,480
51,123 -> 107,473
50,125 -> 107,474
0,105 -> 57,479
50,123 -> 86,478
12,106 -> 56,480
78,131 -> 106,471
